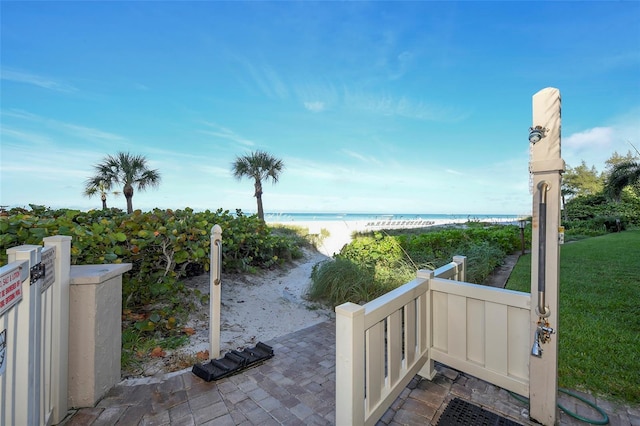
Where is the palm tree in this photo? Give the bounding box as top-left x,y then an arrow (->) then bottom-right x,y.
605,160 -> 640,201
86,152 -> 161,213
231,150 -> 284,221
83,178 -> 114,210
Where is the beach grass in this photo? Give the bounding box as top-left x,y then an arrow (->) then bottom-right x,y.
506,230 -> 640,403
309,257 -> 416,307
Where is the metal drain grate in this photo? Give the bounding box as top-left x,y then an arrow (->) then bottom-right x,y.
436,398 -> 523,426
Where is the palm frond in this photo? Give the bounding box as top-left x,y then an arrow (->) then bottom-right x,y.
605,160 -> 640,201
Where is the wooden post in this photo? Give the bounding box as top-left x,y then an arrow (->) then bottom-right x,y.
529,87 -> 564,425
335,302 -> 365,425
43,236 -> 71,424
416,269 -> 436,380
209,225 -> 223,360
453,255 -> 467,282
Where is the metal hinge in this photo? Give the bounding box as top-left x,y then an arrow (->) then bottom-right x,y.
30,262 -> 45,284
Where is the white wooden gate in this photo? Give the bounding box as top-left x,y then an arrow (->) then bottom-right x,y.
425,272 -> 531,397
0,237 -> 71,426
336,257 -> 531,426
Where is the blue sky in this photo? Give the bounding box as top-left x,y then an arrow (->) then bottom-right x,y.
1,2 -> 639,215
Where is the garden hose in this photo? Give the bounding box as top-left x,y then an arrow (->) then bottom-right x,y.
508,388 -> 609,425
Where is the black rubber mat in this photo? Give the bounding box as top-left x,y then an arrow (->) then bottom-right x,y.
192,342 -> 274,382
437,398 -> 523,426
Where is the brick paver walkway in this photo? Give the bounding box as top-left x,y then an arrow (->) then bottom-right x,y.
61,320 -> 639,425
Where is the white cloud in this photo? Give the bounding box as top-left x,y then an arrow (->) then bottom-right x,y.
197,165 -> 232,178
564,127 -> 614,150
242,60 -> 288,100
304,101 -> 325,112
0,126 -> 53,146
343,88 -> 468,122
200,122 -> 255,147
59,123 -> 126,143
341,149 -> 382,166
2,109 -> 126,144
563,114 -> 640,170
445,168 -> 464,175
1,67 -> 77,93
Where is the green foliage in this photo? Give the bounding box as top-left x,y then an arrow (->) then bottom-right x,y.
0,206 -> 305,308
271,224 -> 330,251
563,161 -> 605,198
563,191 -> 640,238
506,231 -> 640,404
1,205 -> 308,373
338,232 -> 409,270
309,258 -> 376,306
309,224 -> 526,306
309,257 -> 415,307
562,152 -> 640,238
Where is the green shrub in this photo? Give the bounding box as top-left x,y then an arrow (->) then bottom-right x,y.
0,205 -> 306,307
1,205 -> 310,371
309,257 -> 411,307
564,192 -> 640,229
454,241 -> 505,284
309,224 -> 523,307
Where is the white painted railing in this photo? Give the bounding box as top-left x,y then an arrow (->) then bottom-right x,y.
335,256 -> 466,426
0,237 -> 71,426
335,255 -> 532,425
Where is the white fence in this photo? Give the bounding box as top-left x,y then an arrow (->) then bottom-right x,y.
428,275 -> 530,396
335,256 -> 531,426
0,237 -> 71,426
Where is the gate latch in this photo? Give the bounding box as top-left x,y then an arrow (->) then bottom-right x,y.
30,262 -> 45,283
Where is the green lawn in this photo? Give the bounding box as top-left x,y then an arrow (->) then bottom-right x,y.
506,230 -> 640,404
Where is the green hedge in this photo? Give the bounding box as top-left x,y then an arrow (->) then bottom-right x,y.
0,205 -> 302,307
310,224 -> 527,306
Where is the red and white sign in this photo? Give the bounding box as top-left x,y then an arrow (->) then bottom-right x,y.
0,266 -> 23,317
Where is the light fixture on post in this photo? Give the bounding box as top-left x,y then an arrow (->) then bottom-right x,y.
519,219 -> 527,255
529,125 -> 548,144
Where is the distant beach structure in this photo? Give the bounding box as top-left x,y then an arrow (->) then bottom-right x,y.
265,213 -> 524,256
264,212 -> 521,225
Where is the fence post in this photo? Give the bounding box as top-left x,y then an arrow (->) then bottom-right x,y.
209,224 -> 222,360
335,302 -> 365,425
7,245 -> 42,426
43,236 -> 71,424
453,255 -> 467,282
416,269 -> 436,380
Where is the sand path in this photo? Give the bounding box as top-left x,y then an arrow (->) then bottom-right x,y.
127,248 -> 335,378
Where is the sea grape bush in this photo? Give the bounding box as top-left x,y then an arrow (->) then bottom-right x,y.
0,205 -> 303,307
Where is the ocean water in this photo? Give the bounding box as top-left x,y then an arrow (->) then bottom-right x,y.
264,212 -> 521,223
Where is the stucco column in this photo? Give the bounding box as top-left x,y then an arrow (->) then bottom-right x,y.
68,263 -> 131,408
